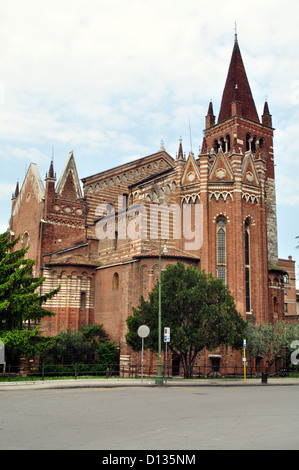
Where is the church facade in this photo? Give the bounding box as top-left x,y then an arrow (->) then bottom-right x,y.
9,36 -> 297,373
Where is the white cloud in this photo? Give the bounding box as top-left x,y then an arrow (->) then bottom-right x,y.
0,0 -> 298,270
0,224 -> 9,234
0,182 -> 15,200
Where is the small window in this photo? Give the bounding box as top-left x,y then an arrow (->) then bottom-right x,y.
113,273 -> 119,290
22,232 -> 30,248
214,139 -> 220,153
284,303 -> 288,313
80,292 -> 86,309
225,134 -> 231,152
252,136 -> 257,153
246,133 -> 252,152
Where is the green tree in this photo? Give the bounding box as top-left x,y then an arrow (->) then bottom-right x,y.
126,262 -> 246,377
80,324 -> 117,364
0,328 -> 56,365
42,325 -> 118,366
246,321 -> 299,370
42,329 -> 91,365
0,231 -> 59,364
0,231 -> 59,331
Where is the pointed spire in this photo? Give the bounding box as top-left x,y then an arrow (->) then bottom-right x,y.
12,181 -> 19,199
218,37 -> 259,124
263,99 -> 270,115
207,100 -> 214,115
15,181 -> 19,197
49,161 -> 54,179
234,20 -> 238,44
177,137 -> 185,160
262,99 -> 272,127
205,100 -> 215,128
45,160 -> 56,181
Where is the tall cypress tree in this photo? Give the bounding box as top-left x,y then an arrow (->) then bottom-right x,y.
0,231 -> 59,331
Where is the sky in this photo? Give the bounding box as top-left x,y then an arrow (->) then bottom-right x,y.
0,0 -> 298,285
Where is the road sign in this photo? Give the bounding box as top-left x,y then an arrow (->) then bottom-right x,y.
138,325 -> 150,384
138,325 -> 150,338
243,339 -> 247,383
164,327 -> 170,343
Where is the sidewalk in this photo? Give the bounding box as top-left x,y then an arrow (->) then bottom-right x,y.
1,376 -> 299,391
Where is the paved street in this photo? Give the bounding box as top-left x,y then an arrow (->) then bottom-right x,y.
0,384 -> 298,450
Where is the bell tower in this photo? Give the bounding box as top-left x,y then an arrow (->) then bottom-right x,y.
202,34 -> 278,268
198,34 -> 280,322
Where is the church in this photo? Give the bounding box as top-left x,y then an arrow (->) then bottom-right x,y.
9,35 -> 297,374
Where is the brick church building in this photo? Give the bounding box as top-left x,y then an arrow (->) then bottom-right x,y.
9,35 -> 297,374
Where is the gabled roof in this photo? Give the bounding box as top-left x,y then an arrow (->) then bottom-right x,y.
56,151 -> 83,199
242,152 -> 260,186
12,163 -> 45,216
208,150 -> 234,182
82,150 -> 175,185
218,37 -> 259,124
181,152 -> 200,186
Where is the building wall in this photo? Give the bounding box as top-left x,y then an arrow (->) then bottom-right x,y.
41,265 -> 95,336
10,163 -> 45,274
278,257 -> 297,318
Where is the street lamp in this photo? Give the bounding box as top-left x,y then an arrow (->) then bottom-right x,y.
156,239 -> 168,385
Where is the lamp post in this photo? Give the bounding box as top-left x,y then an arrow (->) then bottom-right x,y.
156,239 -> 167,385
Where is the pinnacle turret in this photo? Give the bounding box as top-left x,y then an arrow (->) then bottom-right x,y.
262,99 -> 272,127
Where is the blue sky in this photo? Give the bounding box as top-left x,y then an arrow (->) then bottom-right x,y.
0,0 -> 298,285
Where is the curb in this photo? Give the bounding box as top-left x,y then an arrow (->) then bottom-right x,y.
1,377 -> 299,391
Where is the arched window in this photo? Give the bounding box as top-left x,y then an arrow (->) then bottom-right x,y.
246,133 -> 252,152
113,272 -> 119,290
225,134 -> 231,152
252,136 -> 257,153
213,139 -> 220,153
22,232 -> 30,248
114,230 -> 118,251
216,218 -> 226,284
80,292 -> 86,309
245,220 -> 251,313
22,232 -> 30,259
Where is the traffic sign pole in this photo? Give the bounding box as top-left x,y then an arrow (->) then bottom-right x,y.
243,339 -> 246,384
164,328 -> 170,385
138,325 -> 150,384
